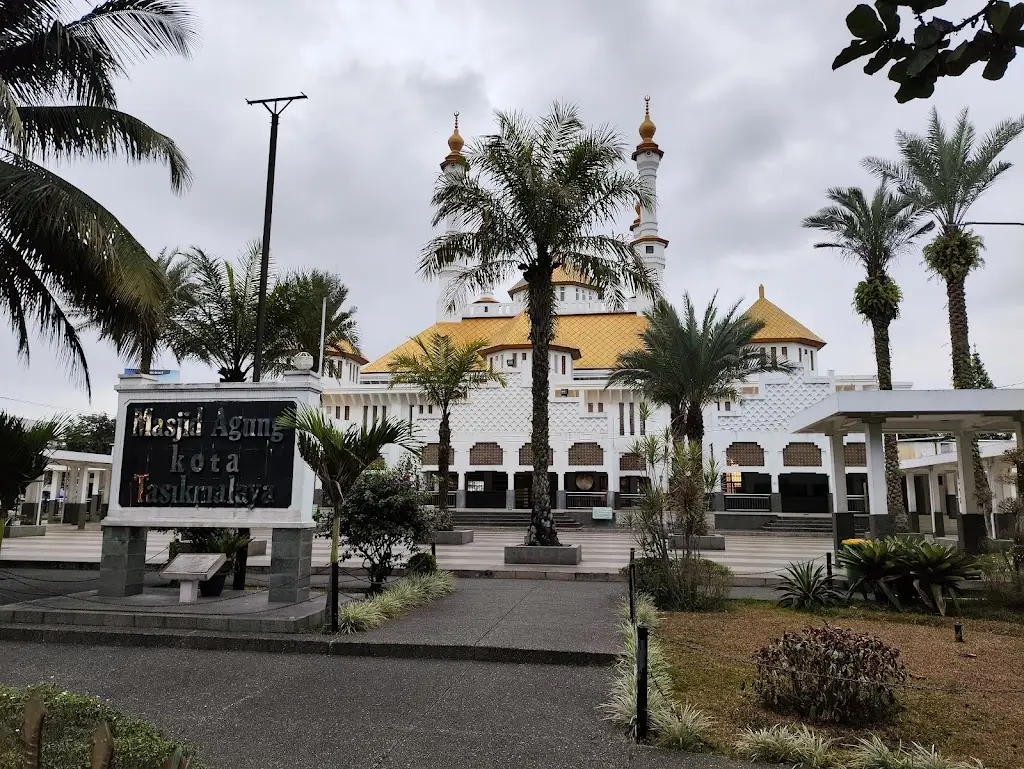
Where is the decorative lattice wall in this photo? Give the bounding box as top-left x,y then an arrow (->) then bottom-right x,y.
726,442 -> 765,467
844,443 -> 866,467
568,442 -> 604,466
519,443 -> 554,466
783,442 -> 823,467
469,442 -> 504,465
422,443 -> 454,466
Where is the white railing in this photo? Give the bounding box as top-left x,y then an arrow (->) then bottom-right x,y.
565,492 -> 607,509
723,493 -> 771,512
426,491 -> 457,508
616,493 -> 643,510
848,495 -> 867,513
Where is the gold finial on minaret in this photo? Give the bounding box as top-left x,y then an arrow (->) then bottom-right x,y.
442,111 -> 468,168
639,95 -> 656,142
759,284 -> 765,299
631,202 -> 641,229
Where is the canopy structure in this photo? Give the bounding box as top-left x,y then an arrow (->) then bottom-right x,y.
789,389 -> 1024,552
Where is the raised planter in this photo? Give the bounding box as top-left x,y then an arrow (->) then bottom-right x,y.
504,544 -> 582,565
668,534 -> 726,551
4,525 -> 46,538
431,529 -> 474,545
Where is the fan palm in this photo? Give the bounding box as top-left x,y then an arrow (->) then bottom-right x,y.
0,412 -> 70,544
0,0 -> 196,393
803,183 -> 934,529
170,243 -> 263,382
865,108 -> 1024,515
266,269 -> 359,376
276,405 -> 420,626
85,248 -> 196,373
420,102 -> 659,546
609,294 -> 790,447
387,334 -> 506,531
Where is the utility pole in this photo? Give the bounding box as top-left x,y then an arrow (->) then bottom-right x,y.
246,92 -> 307,384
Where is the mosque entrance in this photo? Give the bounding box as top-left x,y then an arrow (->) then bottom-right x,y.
778,472 -> 829,514
513,472 -> 558,509
464,471 -> 508,508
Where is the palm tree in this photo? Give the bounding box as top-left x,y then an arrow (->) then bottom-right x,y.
609,294 -> 789,447
420,103 -> 658,546
170,243 -> 263,382
86,248 -> 197,374
0,0 -> 196,393
266,269 -> 359,376
803,183 -> 934,530
0,412 -> 69,548
276,405 -> 419,631
387,334 -> 506,531
865,107 -> 1024,515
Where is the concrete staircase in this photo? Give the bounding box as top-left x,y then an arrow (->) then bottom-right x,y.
759,515 -> 868,536
451,509 -> 583,529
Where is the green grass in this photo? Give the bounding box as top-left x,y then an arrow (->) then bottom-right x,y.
0,685 -> 207,769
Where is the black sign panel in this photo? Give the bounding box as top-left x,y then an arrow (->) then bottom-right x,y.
118,400 -> 296,509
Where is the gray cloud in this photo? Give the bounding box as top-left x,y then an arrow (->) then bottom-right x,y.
4,0 -> 1024,421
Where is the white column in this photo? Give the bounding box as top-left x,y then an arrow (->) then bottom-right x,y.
954,430 -> 977,514
864,422 -> 887,515
905,475 -> 917,514
829,433 -> 847,513
927,469 -> 944,534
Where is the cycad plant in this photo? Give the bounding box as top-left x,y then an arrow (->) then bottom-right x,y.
865,107 -> 1024,518
170,243 -> 263,382
420,102 -> 658,546
0,0 -> 195,392
387,334 -> 505,531
776,560 -> 841,611
609,294 -> 792,446
803,183 -> 933,530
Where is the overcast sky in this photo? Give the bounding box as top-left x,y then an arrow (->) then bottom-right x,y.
4,0 -> 1023,420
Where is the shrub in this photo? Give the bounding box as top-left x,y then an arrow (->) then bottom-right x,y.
734,724 -> 839,768
977,550 -> 1024,610
336,600 -> 386,634
650,702 -> 714,751
405,551 -> 437,575
0,685 -> 206,769
846,735 -> 984,769
619,591 -> 661,629
776,560 -> 842,611
335,571 -> 456,633
627,555 -> 732,612
406,570 -> 456,600
752,625 -> 907,724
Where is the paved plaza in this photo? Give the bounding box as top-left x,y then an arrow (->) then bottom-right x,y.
0,526 -> 832,579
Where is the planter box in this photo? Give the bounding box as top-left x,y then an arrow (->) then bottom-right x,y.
668,534 -> 725,551
431,529 -> 474,545
4,525 -> 46,538
504,544 -> 582,565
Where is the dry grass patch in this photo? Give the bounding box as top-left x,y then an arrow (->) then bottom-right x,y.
660,602 -> 1024,769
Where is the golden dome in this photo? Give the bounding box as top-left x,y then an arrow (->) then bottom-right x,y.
638,96 -> 656,142
632,203 -> 641,228
448,111 -> 464,154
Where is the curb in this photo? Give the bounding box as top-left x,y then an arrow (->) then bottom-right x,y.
0,624 -> 616,667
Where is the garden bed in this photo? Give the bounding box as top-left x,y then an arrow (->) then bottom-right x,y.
659,601 -> 1024,769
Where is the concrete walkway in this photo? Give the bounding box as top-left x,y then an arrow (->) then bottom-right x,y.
0,642 -> 761,768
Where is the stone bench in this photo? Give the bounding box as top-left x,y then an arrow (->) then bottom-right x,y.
161,553 -> 227,603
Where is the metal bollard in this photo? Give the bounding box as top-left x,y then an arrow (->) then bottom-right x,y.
628,547 -> 636,626
954,622 -> 964,643
826,552 -> 833,587
431,542 -> 436,558
636,625 -> 649,742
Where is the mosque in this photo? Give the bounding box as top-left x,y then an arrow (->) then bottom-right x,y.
321,101 -> 908,530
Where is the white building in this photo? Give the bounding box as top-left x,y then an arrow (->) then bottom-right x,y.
319,103 -> 916,530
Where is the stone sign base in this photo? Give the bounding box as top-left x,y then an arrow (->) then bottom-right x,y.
504,545 -> 583,565
0,587 -> 326,634
431,530 -> 474,545
3,525 -> 46,538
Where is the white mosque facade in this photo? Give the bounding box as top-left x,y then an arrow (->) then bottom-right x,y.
320,104 -> 914,531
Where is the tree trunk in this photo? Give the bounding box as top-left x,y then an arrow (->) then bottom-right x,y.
669,403 -> 686,447
870,317 -> 909,529
140,347 -> 153,375
526,267 -> 559,546
437,410 -> 453,531
946,276 -> 993,515
684,399 -> 704,447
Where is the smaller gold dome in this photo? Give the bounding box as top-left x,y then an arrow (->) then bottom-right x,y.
638,96 -> 656,142
448,111 -> 464,154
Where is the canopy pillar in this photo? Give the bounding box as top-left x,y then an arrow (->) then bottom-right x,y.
864,420 -> 893,538
828,432 -> 854,550
954,430 -> 986,553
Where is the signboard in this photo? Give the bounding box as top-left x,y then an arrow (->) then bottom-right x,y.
124,368 -> 180,384
161,553 -> 226,581
118,400 -> 295,509
592,506 -> 614,521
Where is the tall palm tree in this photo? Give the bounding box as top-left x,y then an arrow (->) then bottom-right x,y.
0,0 -> 196,393
609,294 -> 789,447
86,248 -> 197,373
170,243 -> 263,382
420,103 -> 658,546
865,107 -> 1024,515
803,183 -> 934,530
387,334 -> 506,531
0,411 -> 70,548
276,405 -> 419,631
266,269 -> 359,376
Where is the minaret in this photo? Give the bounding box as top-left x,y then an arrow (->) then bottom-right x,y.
436,112 -> 468,322
631,96 -> 668,304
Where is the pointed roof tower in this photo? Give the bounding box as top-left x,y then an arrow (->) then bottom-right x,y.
746,284 -> 825,348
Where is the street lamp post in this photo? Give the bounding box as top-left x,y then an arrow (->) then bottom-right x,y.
246,93 -> 307,384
